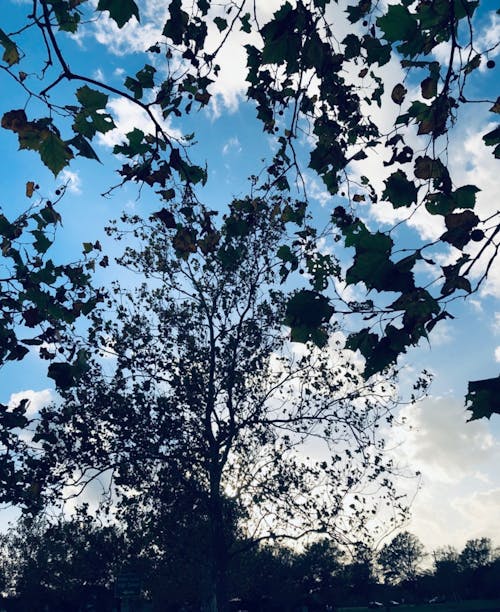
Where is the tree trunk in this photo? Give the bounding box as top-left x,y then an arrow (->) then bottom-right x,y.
207,465 -> 229,612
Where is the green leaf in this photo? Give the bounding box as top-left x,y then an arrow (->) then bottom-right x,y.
347,326 -> 410,378
346,0 -> 372,24
342,34 -> 361,60
214,17 -> 228,32
113,128 -> 149,156
31,230 -> 51,254
96,0 -> 140,28
414,156 -> 446,180
285,290 -> 334,346
441,210 -> 479,249
76,86 -> 108,110
382,170 -> 418,208
483,125 -> 500,149
346,329 -> 378,359
240,13 -> 252,33
363,36 -> 391,66
377,5 -> 417,43
73,86 -> 114,139
463,54 -> 481,74
391,84 -> 407,104
68,134 -> 100,161
173,227 -> 197,258
47,363 -> 72,390
163,0 -> 188,44
37,133 -> 72,177
153,208 -> 176,228
0,28 -> 20,66
421,76 -> 437,99
466,377 -> 500,421
452,185 -> 480,209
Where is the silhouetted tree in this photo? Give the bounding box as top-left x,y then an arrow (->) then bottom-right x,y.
0,509 -> 124,611
432,545 -> 461,600
378,531 -> 425,587
459,537 -> 494,599
30,197 -> 408,611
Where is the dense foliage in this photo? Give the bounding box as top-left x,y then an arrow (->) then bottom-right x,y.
1,516 -> 499,611
21,195 -> 415,608
0,0 -> 498,419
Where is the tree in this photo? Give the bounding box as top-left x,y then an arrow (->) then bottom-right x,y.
432,545 -> 460,600
25,196 -> 412,611
0,509 -> 124,611
460,537 -> 493,571
0,0 -> 499,419
377,531 -> 426,587
342,543 -> 377,605
295,539 -> 345,607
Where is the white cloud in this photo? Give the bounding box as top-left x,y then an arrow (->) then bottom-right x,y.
469,299 -> 483,313
495,346 -> 500,363
391,396 -> 498,485
8,389 -> 53,418
429,321 -> 454,347
477,11 -> 500,68
452,488 -> 500,543
87,0 -> 167,55
222,136 -> 242,156
389,395 -> 500,550
303,174 -> 332,207
92,67 -> 105,82
494,313 -> 500,333
97,97 -> 183,149
59,168 -> 82,195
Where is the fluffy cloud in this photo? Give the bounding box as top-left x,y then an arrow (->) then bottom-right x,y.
393,396 -> 497,484
387,395 -> 500,550
495,346 -> 500,363
8,389 -> 53,417
452,488 -> 500,543
59,168 -> 82,195
97,97 -> 183,149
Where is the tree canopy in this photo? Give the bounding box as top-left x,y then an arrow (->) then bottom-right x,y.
22,196 -> 415,609
0,0 -> 498,420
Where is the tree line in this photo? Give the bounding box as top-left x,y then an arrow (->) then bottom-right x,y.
1,512 -> 498,612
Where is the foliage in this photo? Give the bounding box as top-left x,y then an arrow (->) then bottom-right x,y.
0,186 -> 103,506
459,537 -> 493,572
23,197 -> 413,609
2,515 -> 499,610
0,0 -> 498,419
377,531 -> 426,586
0,508 -> 124,611
0,186 -> 100,370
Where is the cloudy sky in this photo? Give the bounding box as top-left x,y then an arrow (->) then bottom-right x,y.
1,0 -> 499,555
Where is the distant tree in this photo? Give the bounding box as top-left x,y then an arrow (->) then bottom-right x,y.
28,197 -> 409,611
460,537 -> 493,571
378,531 -> 426,587
342,543 -> 377,604
0,509 -> 124,611
432,546 -> 461,600
459,537 -> 494,599
295,539 -> 345,607
229,543 -> 300,610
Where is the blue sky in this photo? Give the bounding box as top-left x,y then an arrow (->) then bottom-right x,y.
1,0 -> 499,553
